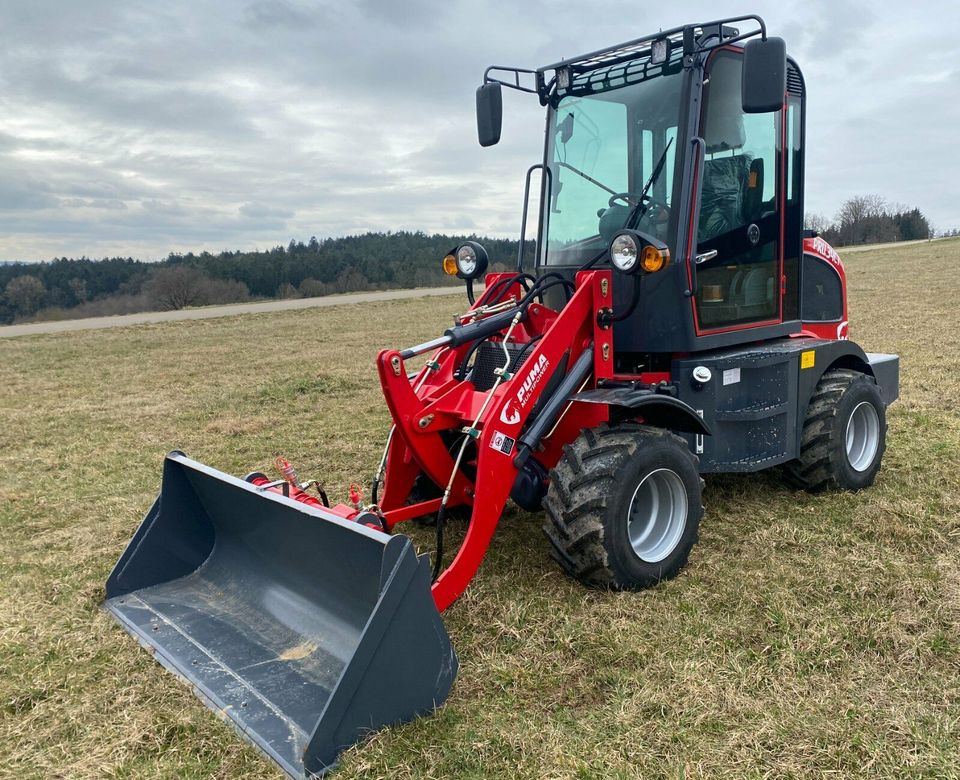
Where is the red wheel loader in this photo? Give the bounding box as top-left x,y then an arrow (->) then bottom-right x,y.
106,15 -> 899,777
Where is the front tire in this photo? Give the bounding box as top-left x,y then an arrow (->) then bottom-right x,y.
543,423 -> 703,590
785,368 -> 887,492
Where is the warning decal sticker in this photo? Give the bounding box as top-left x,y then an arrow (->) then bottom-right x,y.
491,431 -> 515,456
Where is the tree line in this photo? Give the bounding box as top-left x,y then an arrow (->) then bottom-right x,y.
0,232 -> 531,324
805,195 -> 934,246
1,196 -> 943,324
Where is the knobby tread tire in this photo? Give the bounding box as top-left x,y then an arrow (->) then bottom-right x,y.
784,368 -> 886,492
543,423 -> 704,590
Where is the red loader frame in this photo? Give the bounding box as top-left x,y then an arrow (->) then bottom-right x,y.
375,271 -> 613,611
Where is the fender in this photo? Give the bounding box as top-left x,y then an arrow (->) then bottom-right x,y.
571,387 -> 712,435
796,338 -> 876,414
794,338 -> 899,453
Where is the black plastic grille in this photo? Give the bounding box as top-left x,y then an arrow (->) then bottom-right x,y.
468,341 -> 534,392
787,65 -> 804,97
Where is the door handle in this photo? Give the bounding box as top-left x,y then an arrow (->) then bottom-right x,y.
695,249 -> 718,265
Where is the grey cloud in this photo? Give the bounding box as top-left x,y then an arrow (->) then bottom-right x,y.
59,198 -> 129,210
239,202 -> 295,220
243,0 -> 319,30
5,58 -> 260,141
353,0 -> 449,27
140,199 -> 192,217
0,179 -> 58,211
0,0 -> 957,261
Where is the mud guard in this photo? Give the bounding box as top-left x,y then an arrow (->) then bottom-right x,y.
571,387 -> 712,435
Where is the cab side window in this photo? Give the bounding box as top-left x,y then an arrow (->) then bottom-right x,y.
801,254 -> 843,322
694,51 -> 781,330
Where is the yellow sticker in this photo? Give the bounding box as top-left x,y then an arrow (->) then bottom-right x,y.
800,350 -> 815,369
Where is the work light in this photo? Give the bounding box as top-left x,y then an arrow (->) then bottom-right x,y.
610,233 -> 639,273
651,37 -> 669,64
609,230 -> 670,275
454,241 -> 489,280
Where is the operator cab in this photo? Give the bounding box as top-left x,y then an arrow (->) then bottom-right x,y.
474,17 -> 806,362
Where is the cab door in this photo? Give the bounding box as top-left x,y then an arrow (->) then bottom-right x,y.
692,48 -> 783,333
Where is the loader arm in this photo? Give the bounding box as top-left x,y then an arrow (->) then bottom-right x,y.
376,271 -> 611,611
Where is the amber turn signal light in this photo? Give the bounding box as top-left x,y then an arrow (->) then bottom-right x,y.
640,245 -> 669,273
442,254 -> 458,275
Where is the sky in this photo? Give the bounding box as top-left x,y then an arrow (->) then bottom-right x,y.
0,0 -> 957,261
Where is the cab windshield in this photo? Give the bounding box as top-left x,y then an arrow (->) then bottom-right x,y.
541,57 -> 686,267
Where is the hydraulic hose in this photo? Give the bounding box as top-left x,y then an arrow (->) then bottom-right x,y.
482,273 -> 536,306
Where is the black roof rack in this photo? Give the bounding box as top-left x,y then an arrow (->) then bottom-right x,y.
484,14 -> 768,105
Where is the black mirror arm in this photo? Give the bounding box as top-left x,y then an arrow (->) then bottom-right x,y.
483,66 -> 539,94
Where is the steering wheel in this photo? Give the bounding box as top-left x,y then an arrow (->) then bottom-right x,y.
607,192 -> 670,224
609,191 -> 669,210
608,191 -> 645,207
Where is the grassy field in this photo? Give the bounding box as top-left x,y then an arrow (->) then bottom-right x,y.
1,240 -> 959,779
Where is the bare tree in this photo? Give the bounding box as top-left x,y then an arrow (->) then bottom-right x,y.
200,277 -> 249,304
834,194 -> 897,245
299,278 -> 330,298
804,212 -> 829,234
333,268 -> 369,293
837,195 -> 871,227
3,275 -> 47,317
145,266 -> 207,310
67,277 -> 88,303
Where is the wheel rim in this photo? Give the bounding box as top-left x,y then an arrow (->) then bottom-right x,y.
627,468 -> 688,563
845,401 -> 880,472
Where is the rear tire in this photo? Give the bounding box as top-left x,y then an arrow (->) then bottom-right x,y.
785,368 -> 886,492
543,423 -> 703,590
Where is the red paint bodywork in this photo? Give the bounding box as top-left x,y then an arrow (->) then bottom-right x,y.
798,235 -> 849,340
375,272 -> 609,612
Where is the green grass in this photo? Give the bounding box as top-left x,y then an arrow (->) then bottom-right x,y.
1,240 -> 959,778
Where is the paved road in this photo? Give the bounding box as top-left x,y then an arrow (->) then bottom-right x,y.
838,238 -> 934,254
0,286 -> 463,339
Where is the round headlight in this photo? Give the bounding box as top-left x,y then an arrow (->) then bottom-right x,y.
456,244 -> 478,276
610,233 -> 639,273
454,241 -> 489,280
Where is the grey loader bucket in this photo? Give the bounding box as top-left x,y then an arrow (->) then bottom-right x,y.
105,452 -> 457,778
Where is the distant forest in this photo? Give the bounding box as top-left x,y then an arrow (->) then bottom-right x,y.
0,232 -> 531,325
0,194 -> 943,325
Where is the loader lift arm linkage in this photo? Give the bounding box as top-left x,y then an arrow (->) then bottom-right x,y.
374,270 -> 613,611
237,268 -> 625,613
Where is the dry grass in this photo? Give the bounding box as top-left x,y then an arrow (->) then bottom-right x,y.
1,240 -> 959,779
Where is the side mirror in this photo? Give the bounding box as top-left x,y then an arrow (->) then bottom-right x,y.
476,82 -> 503,147
742,37 -> 786,113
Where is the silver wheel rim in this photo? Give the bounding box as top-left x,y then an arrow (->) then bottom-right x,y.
845,401 -> 880,472
627,468 -> 688,563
